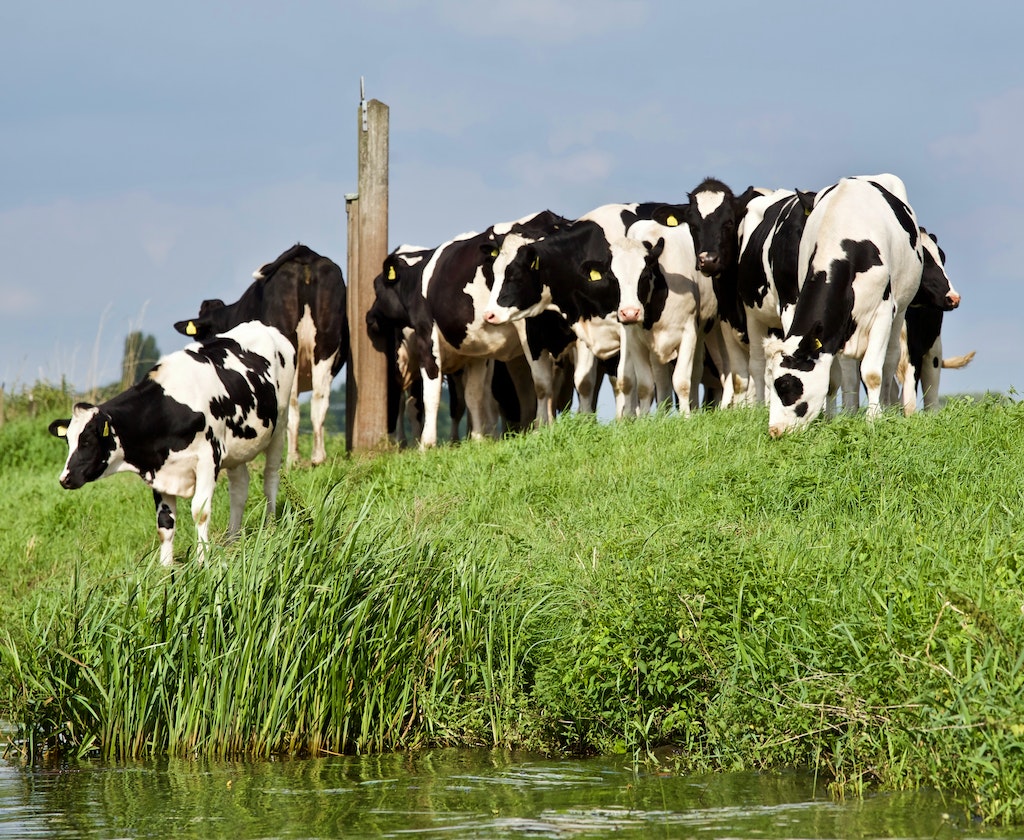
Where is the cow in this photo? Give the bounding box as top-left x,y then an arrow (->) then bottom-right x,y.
620,204 -> 715,415
48,321 -> 295,566
482,208 -> 665,418
765,175 -> 925,436
173,243 -> 347,466
681,178 -> 765,406
735,189 -> 813,404
366,211 -> 575,448
839,227 -> 968,412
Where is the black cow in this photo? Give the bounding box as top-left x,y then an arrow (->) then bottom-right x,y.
173,243 -> 347,466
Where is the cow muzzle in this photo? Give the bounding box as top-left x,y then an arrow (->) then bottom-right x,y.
618,306 -> 642,325
696,252 -> 721,276
946,290 -> 961,310
483,309 -> 508,325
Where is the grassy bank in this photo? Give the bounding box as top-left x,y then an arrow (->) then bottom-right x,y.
3,396 -> 1024,823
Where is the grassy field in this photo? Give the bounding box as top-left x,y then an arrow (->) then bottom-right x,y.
3,389 -> 1024,824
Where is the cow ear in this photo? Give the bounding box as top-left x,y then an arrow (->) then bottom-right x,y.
480,242 -> 500,259
579,259 -> 607,283
645,237 -> 665,260
733,186 -> 762,214
48,418 -> 70,438
522,245 -> 540,272
173,319 -> 196,336
652,204 -> 686,227
796,190 -> 817,215
796,324 -> 825,357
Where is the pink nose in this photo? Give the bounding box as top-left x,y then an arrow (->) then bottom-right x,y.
618,306 -> 642,324
483,310 -> 500,324
768,424 -> 786,439
947,291 -> 961,308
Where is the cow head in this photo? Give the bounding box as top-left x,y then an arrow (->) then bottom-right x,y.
49,403 -> 122,489
914,230 -> 961,311
483,235 -> 548,324
173,298 -> 228,341
683,179 -> 759,277
366,248 -> 430,338
765,331 -> 833,437
608,237 -> 665,325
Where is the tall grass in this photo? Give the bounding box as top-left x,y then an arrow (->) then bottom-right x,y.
4,397 -> 1024,823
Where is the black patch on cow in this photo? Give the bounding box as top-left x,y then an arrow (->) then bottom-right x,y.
102,380 -> 208,481
774,373 -> 804,407
738,194 -> 807,312
914,235 -> 957,310
794,401 -> 808,418
867,181 -> 919,250
154,491 -> 175,530
790,239 -> 881,356
524,311 -> 575,362
906,306 -> 944,384
186,336 -> 279,436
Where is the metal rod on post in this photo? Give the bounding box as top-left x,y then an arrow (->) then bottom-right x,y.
345,78 -> 389,451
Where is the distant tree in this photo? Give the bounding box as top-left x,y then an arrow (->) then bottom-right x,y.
121,331 -> 160,387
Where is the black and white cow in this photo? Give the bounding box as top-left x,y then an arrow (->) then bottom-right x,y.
765,175 -> 924,435
173,243 -> 347,466
621,204 -> 714,415
735,189 -> 813,404
681,178 -> 764,406
367,211 -> 575,447
483,205 -> 665,418
49,321 -> 295,566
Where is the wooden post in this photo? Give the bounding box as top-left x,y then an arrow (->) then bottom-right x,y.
345,91 -> 390,451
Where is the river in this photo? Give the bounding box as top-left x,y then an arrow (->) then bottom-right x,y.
0,748 -> 1017,838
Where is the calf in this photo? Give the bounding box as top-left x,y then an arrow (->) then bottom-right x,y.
49,321 -> 295,566
765,176 -> 924,435
174,243 -> 347,466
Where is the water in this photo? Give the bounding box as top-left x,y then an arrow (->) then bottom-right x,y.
0,749 -> 1016,839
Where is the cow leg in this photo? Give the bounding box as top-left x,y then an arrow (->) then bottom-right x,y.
840,356 -> 861,413
308,356 -> 335,465
463,358 -> 498,440
653,359 -> 673,410
860,315 -> 898,421
419,328 -> 444,449
621,325 -> 654,416
226,464 -> 250,538
745,316 -> 768,405
287,371 -> 301,465
190,465 -> 217,565
920,335 -> 942,411
574,342 -> 599,414
672,319 -> 699,417
262,419 -> 287,520
721,324 -> 751,407
154,491 -> 178,567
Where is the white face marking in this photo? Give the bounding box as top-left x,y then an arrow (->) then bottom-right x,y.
610,239 -> 649,313
695,191 -> 725,218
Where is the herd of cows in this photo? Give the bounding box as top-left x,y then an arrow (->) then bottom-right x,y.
47,173 -> 973,564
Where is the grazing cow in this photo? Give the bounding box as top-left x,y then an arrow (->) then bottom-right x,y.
173,243 -> 347,466
735,189 -> 813,404
681,178 -> 765,405
483,208 -> 664,417
367,211 -> 575,448
765,175 -> 924,436
49,322 -> 295,566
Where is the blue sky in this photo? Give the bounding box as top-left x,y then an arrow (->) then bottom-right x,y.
2,0 -> 1020,403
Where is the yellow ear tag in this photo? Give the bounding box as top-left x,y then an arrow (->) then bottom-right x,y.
387,266 -> 396,280
530,257 -> 540,270
186,321 -> 197,336
805,207 -> 812,217
102,421 -> 110,437
666,215 -> 679,227
589,269 -> 602,282
490,249 -> 499,257
813,338 -> 822,350
57,425 -> 68,437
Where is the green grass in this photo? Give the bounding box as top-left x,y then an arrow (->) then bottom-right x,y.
4,395 -> 1024,824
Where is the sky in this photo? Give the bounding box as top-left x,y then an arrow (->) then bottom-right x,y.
2,0 -> 1021,405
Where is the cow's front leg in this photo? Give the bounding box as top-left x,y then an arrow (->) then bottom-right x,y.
463,358 -> 498,440
154,490 -> 178,567
287,372 -> 301,465
309,356 -> 335,465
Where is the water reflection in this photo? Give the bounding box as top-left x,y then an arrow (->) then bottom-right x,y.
0,749 -> 1008,839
